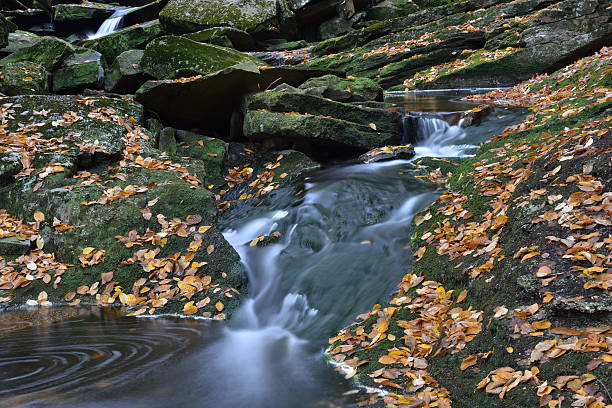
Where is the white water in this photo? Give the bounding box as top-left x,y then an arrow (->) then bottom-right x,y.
87,9 -> 131,40
413,116 -> 479,158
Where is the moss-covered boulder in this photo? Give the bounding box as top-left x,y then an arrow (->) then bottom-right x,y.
52,47 -> 105,93
242,90 -> 403,158
53,3 -> 117,25
0,61 -> 49,95
367,0 -> 419,20
0,94 -> 247,317
139,35 -> 264,80
298,74 -> 383,102
184,27 -> 256,51
159,0 -> 280,34
80,20 -> 163,65
104,49 -> 149,93
0,36 -> 74,71
174,130 -> 228,183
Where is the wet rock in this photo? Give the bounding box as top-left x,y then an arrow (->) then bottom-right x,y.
139,35 -> 263,80
298,74 -> 383,102
80,19 -> 162,65
318,16 -> 353,40
0,236 -> 30,255
0,61 -> 49,95
0,152 -> 22,186
52,47 -> 105,93
184,27 -> 256,51
358,144 -> 415,163
264,40 -> 308,51
0,36 -> 73,71
2,9 -> 47,31
104,49 -> 148,93
174,130 -> 228,182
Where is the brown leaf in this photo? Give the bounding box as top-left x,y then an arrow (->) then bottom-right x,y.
460,355 -> 477,370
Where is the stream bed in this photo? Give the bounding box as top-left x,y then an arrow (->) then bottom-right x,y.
0,92 -> 525,408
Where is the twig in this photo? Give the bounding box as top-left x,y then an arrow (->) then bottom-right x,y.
598,379 -> 612,403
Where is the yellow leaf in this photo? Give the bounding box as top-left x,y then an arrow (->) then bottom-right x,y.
506,347 -> 513,353
198,225 -> 211,233
377,321 -> 389,333
183,301 -> 198,315
379,355 -> 396,364
82,247 -> 95,255
460,355 -> 477,370
369,123 -> 377,130
34,210 -> 45,222
215,301 -> 224,312
456,289 -> 467,303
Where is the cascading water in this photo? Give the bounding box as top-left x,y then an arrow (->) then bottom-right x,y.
0,93 -> 526,408
88,9 -> 131,40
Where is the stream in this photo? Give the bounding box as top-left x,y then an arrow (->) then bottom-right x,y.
0,92 -> 525,408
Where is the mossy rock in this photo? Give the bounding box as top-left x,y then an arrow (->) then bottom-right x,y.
174,130 -> 228,183
53,3 -> 117,24
0,36 -> 74,71
0,61 -> 49,95
80,20 -> 163,66
298,74 -> 383,102
104,49 -> 149,93
184,27 -> 256,51
367,0 -> 420,20
159,0 -> 278,34
52,47 -> 105,93
139,35 -> 263,80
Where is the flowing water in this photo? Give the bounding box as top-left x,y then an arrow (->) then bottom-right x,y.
0,92 -> 525,408
87,9 -> 131,40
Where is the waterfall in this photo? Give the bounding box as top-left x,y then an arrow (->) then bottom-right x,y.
88,9 -> 131,40
413,115 -> 477,158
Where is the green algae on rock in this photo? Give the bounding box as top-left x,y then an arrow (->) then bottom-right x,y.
0,61 -> 49,95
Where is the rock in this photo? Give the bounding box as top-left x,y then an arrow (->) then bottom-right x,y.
104,49 -> 148,93
0,36 -> 74,71
53,3 -> 118,33
264,40 -> 308,51
159,0 -> 285,35
247,49 -> 311,66
52,47 -> 105,93
0,31 -> 39,58
0,94 -> 145,171
158,126 -> 177,154
174,130 -> 228,182
122,0 -> 170,27
318,16 -> 352,40
298,74 -> 383,101
135,63 -> 262,128
367,0 -> 419,20
0,13 -> 17,49
358,144 -> 415,163
80,19 -> 162,65
242,90 -> 403,157
0,61 -> 49,95
2,9 -> 46,31
135,64 -> 338,128
139,35 -> 263,80
0,152 -> 22,186
0,236 -> 30,255
184,27 -> 256,51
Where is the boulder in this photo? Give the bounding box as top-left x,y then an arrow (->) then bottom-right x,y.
358,144 -> 415,163
135,64 -> 340,128
0,94 -> 246,316
0,31 -> 39,58
174,130 -> 228,182
104,49 -> 149,93
53,3 -> 118,32
184,27 -> 256,51
0,236 -> 30,255
242,89 -> 403,157
80,19 -> 162,65
367,0 -> 419,20
0,61 -> 49,95
139,35 -> 263,80
135,63 -> 262,128
298,74 -> 383,101
159,0 -> 287,36
0,36 -> 74,71
52,47 -> 105,93
264,39 -> 308,51
2,9 -> 47,31
158,126 -> 177,154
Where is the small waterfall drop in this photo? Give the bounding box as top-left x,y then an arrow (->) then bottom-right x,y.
413,116 -> 477,158
88,8 -> 131,40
